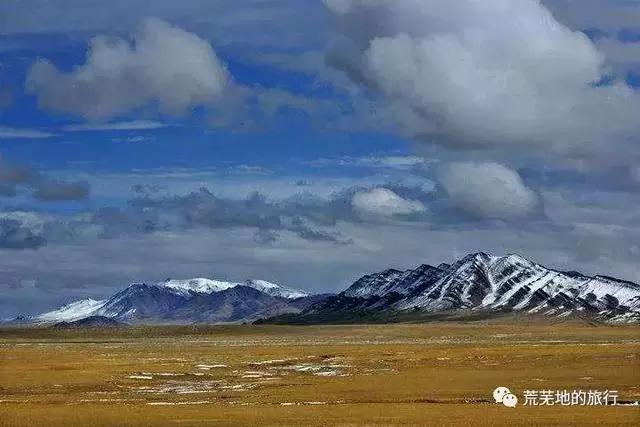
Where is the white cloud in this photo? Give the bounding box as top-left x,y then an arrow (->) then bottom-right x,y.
324,0 -> 640,163
307,155 -> 430,170
111,136 -> 155,143
0,126 -> 55,139
358,156 -> 429,169
352,187 -> 426,217
63,120 -> 168,132
438,162 -> 539,220
26,18 -> 230,121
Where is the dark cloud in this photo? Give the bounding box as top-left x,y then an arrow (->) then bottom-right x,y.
126,188 -> 353,244
253,228 -> 278,245
92,206 -> 166,238
71,184 -> 432,246
0,218 -> 45,250
1,182 -> 431,252
0,157 -> 38,186
33,179 -> 90,201
288,217 -> 352,244
131,183 -> 165,197
0,156 -> 91,201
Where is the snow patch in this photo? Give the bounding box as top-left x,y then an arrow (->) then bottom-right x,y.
35,299 -> 105,323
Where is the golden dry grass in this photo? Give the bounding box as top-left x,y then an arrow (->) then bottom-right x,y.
0,321 -> 638,426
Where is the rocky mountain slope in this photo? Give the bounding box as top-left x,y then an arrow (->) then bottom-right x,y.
266,252 -> 640,324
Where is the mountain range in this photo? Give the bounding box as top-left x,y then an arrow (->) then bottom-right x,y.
23,278 -> 327,325
11,252 -> 640,325
264,252 -> 640,324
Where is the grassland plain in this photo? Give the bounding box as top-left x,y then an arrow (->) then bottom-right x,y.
0,321 -> 638,426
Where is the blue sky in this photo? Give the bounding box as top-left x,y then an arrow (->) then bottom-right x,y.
1,0 -> 640,317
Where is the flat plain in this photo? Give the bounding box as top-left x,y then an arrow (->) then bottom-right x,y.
0,321 -> 638,426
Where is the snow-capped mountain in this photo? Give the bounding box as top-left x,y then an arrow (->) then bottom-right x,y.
34,298 -> 106,323
161,278 -> 239,297
160,278 -> 309,299
290,252 -> 640,324
244,279 -> 309,299
27,278 -> 317,325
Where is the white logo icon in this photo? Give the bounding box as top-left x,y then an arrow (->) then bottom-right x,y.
502,393 -> 518,408
493,386 -> 511,403
493,386 -> 518,408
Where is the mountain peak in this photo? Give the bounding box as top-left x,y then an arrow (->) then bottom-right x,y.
160,278 -> 239,296
244,279 -> 310,299
300,251 -> 640,324
459,251 -> 494,265
470,251 -> 491,259
499,253 -> 531,264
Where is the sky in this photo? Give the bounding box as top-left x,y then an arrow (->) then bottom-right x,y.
1,0 -> 639,318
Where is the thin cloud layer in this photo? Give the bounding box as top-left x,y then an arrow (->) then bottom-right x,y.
63,120 -> 168,132
0,126 -> 55,139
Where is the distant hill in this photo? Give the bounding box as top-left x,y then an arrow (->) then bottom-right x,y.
261,252 -> 640,324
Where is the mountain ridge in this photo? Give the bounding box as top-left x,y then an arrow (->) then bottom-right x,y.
10,252 -> 640,325
20,277 -> 318,325
265,252 -> 640,324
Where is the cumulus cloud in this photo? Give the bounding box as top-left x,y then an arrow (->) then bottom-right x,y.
352,187 -> 426,217
26,18 -> 230,121
438,162 -> 539,220
323,0 -> 640,163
